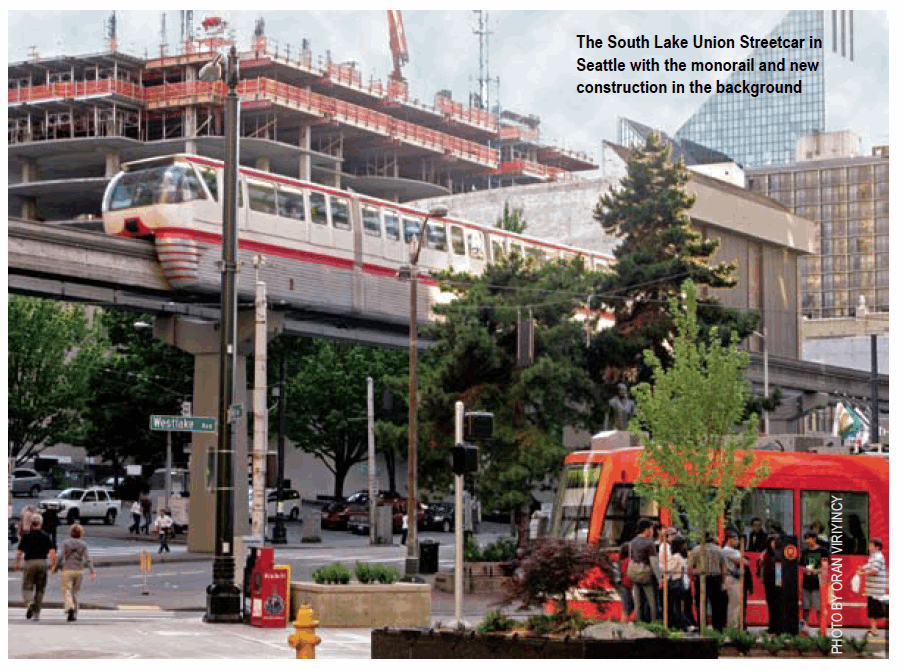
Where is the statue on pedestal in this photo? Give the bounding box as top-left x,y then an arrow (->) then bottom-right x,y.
608,383 -> 636,431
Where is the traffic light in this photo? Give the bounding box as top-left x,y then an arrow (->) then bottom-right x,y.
464,412 -> 493,440
452,443 -> 478,475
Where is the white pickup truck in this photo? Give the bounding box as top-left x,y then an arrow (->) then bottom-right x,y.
39,487 -> 121,525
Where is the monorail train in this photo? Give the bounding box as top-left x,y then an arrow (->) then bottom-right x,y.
101,154 -> 613,326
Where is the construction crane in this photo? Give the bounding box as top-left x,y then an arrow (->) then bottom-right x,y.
387,10 -> 409,83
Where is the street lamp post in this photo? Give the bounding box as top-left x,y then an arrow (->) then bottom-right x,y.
752,328 -> 769,436
403,205 -> 448,579
201,45 -> 242,622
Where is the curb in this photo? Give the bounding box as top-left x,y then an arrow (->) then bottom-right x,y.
8,553 -> 212,572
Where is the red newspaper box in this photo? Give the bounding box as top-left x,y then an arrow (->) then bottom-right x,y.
249,548 -> 290,628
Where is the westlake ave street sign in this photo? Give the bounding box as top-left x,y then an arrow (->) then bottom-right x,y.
149,415 -> 217,433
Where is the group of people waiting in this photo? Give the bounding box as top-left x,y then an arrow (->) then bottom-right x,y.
615,518 -> 888,636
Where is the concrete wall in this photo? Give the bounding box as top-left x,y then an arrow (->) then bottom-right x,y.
802,335 -> 889,375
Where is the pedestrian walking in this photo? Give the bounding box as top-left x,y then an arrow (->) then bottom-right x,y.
18,504 -> 36,538
153,509 -> 174,553
799,531 -> 829,631
400,513 -> 409,546
129,500 -> 142,535
41,506 -> 60,552
14,513 -> 56,621
615,542 -> 635,622
757,534 -> 782,634
140,495 -> 152,535
857,537 -> 887,638
51,524 -> 96,621
667,536 -> 693,630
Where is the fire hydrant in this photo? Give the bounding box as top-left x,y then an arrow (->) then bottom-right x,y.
288,604 -> 321,659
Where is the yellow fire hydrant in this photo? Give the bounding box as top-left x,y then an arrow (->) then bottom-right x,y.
288,604 -> 321,659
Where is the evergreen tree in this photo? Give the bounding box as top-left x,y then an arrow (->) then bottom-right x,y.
496,201 -> 528,234
421,254 -> 603,544
591,133 -> 759,388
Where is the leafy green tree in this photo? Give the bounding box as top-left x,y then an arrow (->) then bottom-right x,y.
591,132 -> 759,389
77,310 -> 194,474
421,254 -> 604,543
8,297 -> 103,465
279,338 -> 408,500
630,280 -> 768,630
495,201 -> 528,234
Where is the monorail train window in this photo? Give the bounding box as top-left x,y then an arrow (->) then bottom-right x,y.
491,237 -> 505,262
801,491 -> 868,554
198,166 -> 218,201
594,260 -> 607,272
248,180 -> 277,215
468,232 -> 484,259
549,463 -> 603,543
450,225 -> 465,255
510,242 -> 523,259
403,218 -> 420,243
732,488 -> 794,543
105,164 -> 206,211
599,484 -> 659,548
362,205 -> 381,237
525,246 -> 545,265
384,212 -> 400,241
278,187 -> 305,220
310,192 -> 327,225
425,222 -> 447,251
330,196 -> 350,230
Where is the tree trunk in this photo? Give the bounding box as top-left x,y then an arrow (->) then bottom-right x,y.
515,503 -> 530,548
333,461 -> 352,501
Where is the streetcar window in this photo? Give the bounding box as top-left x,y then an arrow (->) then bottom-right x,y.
599,484 -> 659,548
403,218 -> 420,243
198,166 -> 218,201
105,164 -> 207,211
450,225 -> 465,255
425,222 -> 447,251
330,196 -> 350,230
384,212 -> 400,241
525,246 -> 546,265
468,232 -> 485,259
733,488 -> 794,543
801,491 -> 869,554
550,463 -> 603,543
248,180 -> 277,215
310,192 -> 327,225
278,187 -> 305,221
362,205 -> 381,237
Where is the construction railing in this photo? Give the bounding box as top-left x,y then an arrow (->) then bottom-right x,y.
8,78 -> 144,106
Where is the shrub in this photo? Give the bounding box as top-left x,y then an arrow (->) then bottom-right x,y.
375,564 -> 400,584
355,561 -> 375,584
758,633 -> 785,656
506,538 -> 612,614
476,609 -> 518,634
722,628 -> 758,654
845,636 -> 870,656
789,634 -> 816,654
312,562 -> 351,584
812,635 -> 833,656
463,535 -> 482,562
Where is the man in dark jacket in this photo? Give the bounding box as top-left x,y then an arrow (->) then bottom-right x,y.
14,514 -> 56,621
41,507 -> 60,551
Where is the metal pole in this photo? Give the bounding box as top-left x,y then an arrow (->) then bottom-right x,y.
205,44 -> 242,622
405,255 -> 420,577
870,333 -> 879,446
165,431 -> 172,514
251,266 -> 267,543
367,377 -> 377,545
272,355 -> 287,544
763,327 -> 769,436
454,401 -> 464,623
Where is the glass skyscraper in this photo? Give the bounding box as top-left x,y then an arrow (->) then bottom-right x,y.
676,10 -> 854,168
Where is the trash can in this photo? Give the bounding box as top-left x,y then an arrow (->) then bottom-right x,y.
419,540 -> 440,574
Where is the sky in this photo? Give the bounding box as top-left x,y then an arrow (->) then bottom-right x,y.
7,9 -> 891,165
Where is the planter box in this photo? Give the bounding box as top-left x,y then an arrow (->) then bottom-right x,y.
372,627 -> 720,659
290,581 -> 430,628
434,571 -> 512,595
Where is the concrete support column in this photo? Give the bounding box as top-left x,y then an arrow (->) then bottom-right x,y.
255,157 -> 271,172
104,151 -> 121,178
152,310 -> 284,558
20,158 -> 39,220
298,126 -> 311,181
184,65 -> 198,155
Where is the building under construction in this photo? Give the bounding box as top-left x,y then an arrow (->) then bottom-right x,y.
8,12 -> 595,221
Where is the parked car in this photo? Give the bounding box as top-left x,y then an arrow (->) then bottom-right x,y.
347,493 -> 425,535
38,487 -> 121,525
423,502 -> 455,532
248,488 -> 302,521
321,500 -> 352,530
11,468 -> 49,497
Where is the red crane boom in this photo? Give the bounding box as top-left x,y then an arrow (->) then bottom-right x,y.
387,10 -> 409,82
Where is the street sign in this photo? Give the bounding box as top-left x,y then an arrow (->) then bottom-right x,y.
149,415 -> 217,432
229,404 -> 243,423
181,401 -> 192,417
